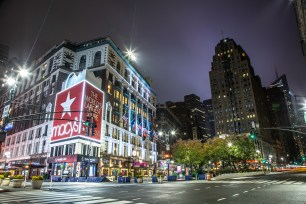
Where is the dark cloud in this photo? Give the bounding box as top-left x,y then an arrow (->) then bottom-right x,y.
0,0 -> 305,102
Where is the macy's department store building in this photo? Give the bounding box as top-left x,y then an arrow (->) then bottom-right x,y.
47,71 -> 157,179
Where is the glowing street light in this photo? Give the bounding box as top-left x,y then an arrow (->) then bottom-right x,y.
228,142 -> 233,147
125,49 -> 136,62
6,77 -> 16,86
19,68 -> 30,77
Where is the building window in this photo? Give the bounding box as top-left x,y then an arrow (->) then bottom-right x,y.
28,130 -> 33,140
79,55 -> 86,70
93,51 -> 101,67
27,144 -> 32,155
35,127 -> 41,138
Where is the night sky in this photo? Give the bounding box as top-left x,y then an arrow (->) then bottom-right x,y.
0,0 -> 305,103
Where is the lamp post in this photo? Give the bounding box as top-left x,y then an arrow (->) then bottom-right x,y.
228,142 -> 233,170
158,130 -> 175,177
269,154 -> 273,171
4,151 -> 10,171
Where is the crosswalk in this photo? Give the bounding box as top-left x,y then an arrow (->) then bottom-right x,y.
0,191 -> 148,204
212,179 -> 306,185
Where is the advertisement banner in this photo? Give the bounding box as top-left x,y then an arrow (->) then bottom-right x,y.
51,80 -> 104,143
81,81 -> 103,142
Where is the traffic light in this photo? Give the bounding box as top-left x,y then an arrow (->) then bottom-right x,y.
250,131 -> 255,140
85,117 -> 90,126
302,156 -> 305,161
91,120 -> 97,136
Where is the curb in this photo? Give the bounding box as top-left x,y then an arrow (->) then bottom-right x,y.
0,188 -> 10,193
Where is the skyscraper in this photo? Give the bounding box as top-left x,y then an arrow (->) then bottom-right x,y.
266,74 -> 300,163
209,38 -> 273,159
202,99 -> 215,138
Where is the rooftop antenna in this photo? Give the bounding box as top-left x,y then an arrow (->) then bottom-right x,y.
275,67 -> 279,79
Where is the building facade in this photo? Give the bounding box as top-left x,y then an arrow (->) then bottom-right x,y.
209,38 -> 274,161
266,74 -> 300,164
155,103 -> 183,156
0,37 -> 157,178
184,94 -> 207,141
293,0 -> 306,56
202,99 -> 215,138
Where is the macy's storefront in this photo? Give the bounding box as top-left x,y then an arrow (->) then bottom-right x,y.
48,154 -> 99,178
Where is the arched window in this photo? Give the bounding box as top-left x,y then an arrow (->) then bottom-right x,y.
93,51 -> 101,67
79,55 -> 86,70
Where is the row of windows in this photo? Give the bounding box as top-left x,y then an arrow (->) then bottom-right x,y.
4,140 -> 47,158
5,126 -> 48,146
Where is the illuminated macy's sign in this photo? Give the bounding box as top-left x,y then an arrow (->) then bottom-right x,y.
51,80 -> 104,143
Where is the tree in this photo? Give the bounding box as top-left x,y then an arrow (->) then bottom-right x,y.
172,139 -> 204,169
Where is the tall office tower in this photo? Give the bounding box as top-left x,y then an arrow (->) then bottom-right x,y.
184,94 -> 207,141
202,99 -> 215,138
266,74 -> 300,164
165,94 -> 207,141
209,38 -> 273,159
155,103 -> 183,156
0,37 -> 157,178
166,101 -> 192,140
291,95 -> 306,157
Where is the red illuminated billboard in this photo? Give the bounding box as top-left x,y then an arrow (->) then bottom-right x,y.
51,80 -> 104,143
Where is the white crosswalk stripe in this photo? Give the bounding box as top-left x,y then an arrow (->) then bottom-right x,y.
0,191 -> 147,204
212,179 -> 306,185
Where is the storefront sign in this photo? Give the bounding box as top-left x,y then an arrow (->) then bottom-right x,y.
78,155 -> 99,163
133,162 -> 148,168
51,80 -> 104,143
47,155 -> 78,163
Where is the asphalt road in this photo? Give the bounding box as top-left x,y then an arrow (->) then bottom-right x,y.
1,171 -> 306,204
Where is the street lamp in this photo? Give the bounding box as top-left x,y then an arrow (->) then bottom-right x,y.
227,142 -> 233,170
125,49 -> 136,62
158,130 -> 176,176
4,151 -> 10,170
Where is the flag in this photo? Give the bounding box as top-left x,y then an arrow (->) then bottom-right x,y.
137,122 -> 142,133
153,131 -> 158,141
121,111 -> 128,125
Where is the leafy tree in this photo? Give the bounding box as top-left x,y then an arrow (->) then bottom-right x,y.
172,139 -> 204,169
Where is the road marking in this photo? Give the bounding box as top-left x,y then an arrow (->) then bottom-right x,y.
194,189 -> 201,190
132,198 -> 141,201
217,198 -> 226,201
205,187 -> 211,189
293,182 -> 304,184
233,194 -> 239,197
251,188 -> 256,190
257,187 -> 261,189
176,191 -> 185,194
243,191 -> 248,193
137,189 -> 145,191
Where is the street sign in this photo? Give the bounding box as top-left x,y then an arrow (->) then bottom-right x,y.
166,144 -> 170,151
2,104 -> 10,119
4,123 -> 13,131
166,159 -> 170,164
